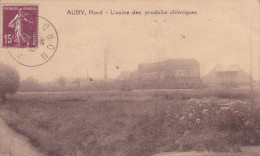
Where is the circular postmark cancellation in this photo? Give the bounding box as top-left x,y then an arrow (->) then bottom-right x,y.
2,5 -> 58,67
9,16 -> 58,67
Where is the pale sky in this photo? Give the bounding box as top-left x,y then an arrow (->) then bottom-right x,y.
0,0 -> 259,82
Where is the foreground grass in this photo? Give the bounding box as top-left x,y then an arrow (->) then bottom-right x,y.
0,89 -> 259,156
153,146 -> 260,156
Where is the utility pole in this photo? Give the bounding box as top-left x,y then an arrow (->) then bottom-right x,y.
249,0 -> 255,125
259,0 -> 260,90
87,69 -> 89,85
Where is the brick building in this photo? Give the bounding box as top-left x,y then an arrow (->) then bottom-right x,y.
117,59 -> 202,89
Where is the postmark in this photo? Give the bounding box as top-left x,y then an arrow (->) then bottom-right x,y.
1,4 -> 58,67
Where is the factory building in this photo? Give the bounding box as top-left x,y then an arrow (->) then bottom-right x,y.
203,64 -> 251,87
117,59 -> 202,89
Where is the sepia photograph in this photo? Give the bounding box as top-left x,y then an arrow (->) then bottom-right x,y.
0,0 -> 259,155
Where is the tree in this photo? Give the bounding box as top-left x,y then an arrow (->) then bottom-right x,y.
20,77 -> 43,92
73,78 -> 81,87
57,76 -> 66,87
0,63 -> 20,104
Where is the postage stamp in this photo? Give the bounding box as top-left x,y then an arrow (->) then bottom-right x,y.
1,4 -> 58,67
2,5 -> 38,48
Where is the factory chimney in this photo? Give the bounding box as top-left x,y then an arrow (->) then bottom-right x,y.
104,48 -> 108,81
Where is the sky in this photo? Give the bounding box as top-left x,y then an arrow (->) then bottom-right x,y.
0,0 -> 259,82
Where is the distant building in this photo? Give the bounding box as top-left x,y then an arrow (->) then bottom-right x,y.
78,78 -> 89,87
116,71 -> 131,81
116,59 -> 202,89
203,64 -> 250,87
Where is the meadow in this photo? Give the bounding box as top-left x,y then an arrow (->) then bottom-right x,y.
0,88 -> 259,156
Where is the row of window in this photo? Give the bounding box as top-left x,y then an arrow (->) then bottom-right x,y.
142,72 -> 158,80
141,70 -> 199,80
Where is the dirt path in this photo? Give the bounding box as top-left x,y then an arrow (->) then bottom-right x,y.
0,118 -> 44,156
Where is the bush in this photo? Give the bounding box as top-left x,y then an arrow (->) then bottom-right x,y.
0,63 -> 20,104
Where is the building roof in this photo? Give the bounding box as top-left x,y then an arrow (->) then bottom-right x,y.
166,59 -> 199,66
116,71 -> 131,81
138,59 -> 199,70
203,64 -> 250,84
128,71 -> 138,80
215,64 -> 241,72
116,70 -> 138,81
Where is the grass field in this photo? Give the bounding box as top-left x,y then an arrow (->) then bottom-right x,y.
153,146 -> 260,156
0,88 -> 259,156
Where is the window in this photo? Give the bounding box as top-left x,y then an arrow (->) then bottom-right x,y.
175,70 -> 188,77
190,70 -> 195,77
190,69 -> 199,77
195,70 -> 200,77
142,72 -> 158,80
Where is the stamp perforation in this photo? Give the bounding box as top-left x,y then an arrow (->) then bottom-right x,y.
0,3 -> 39,49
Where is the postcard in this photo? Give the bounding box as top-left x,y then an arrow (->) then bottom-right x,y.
0,0 -> 259,156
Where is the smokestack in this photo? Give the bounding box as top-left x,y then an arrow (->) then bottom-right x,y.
87,69 -> 89,81
104,48 -> 108,81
